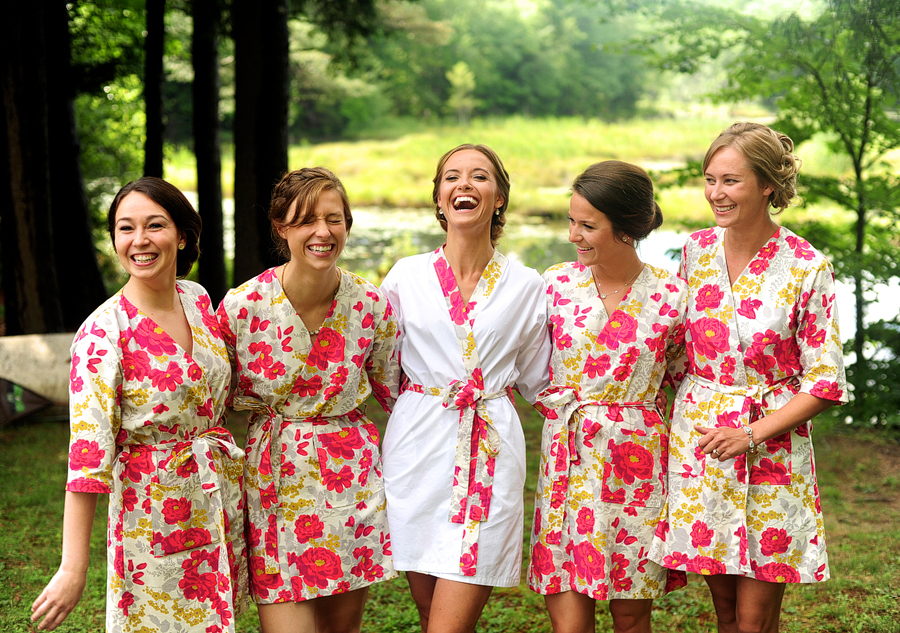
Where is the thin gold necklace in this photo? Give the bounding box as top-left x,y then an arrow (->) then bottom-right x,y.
593,263 -> 643,300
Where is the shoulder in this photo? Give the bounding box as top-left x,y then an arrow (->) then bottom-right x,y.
503,256 -> 544,288
644,263 -> 688,293
776,226 -> 832,271
340,269 -> 391,306
71,291 -> 125,352
684,226 -> 723,253
381,251 -> 434,289
175,279 -> 210,302
222,267 -> 278,306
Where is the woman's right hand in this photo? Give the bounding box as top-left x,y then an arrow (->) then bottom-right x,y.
31,568 -> 88,631
30,568 -> 88,630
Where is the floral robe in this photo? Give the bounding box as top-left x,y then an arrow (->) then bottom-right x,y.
649,226 -> 848,583
217,267 -> 400,603
66,280 -> 247,633
528,262 -> 688,600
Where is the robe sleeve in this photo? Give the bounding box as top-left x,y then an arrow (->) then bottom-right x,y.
66,319 -> 121,494
216,294 -> 240,407
366,293 -> 401,414
795,259 -> 848,403
663,281 -> 689,392
512,277 -> 552,404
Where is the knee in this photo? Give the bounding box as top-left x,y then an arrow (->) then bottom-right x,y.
608,601 -> 651,633
735,612 -> 780,633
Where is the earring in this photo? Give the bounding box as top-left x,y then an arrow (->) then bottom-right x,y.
438,208 -> 444,217
494,208 -> 500,216
178,243 -> 185,250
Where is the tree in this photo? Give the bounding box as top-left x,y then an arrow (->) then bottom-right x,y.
645,0 -> 900,426
145,0 -> 166,177
445,61 -> 477,124
192,0 -> 228,304
1,2 -> 108,335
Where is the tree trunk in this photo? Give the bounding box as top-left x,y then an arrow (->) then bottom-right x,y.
145,0 -> 166,177
192,0 -> 228,303
47,2 -> 108,330
1,3 -> 65,334
232,0 -> 289,283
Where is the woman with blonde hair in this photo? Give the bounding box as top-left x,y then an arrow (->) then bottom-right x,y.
650,122 -> 848,633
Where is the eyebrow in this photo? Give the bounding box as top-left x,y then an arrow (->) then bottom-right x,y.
444,167 -> 490,175
115,214 -> 170,225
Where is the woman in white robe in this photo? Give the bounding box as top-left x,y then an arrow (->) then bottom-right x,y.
381,144 -> 551,632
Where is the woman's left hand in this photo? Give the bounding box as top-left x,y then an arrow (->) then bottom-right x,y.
694,424 -> 750,461
655,389 -> 668,415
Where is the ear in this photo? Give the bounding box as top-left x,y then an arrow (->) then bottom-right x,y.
762,183 -> 775,197
495,196 -> 505,210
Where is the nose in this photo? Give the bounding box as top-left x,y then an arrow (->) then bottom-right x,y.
134,226 -> 150,244
314,218 -> 331,236
568,223 -> 580,244
707,181 -> 724,200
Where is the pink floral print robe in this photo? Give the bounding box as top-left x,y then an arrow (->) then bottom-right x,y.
217,268 -> 400,603
649,226 -> 848,583
528,262 -> 688,600
66,280 -> 248,633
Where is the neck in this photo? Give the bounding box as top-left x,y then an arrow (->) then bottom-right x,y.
443,229 -> 495,279
724,215 -> 779,258
123,276 -> 179,313
280,261 -> 340,309
590,248 -> 643,287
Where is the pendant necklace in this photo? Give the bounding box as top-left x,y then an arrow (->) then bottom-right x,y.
593,262 -> 644,300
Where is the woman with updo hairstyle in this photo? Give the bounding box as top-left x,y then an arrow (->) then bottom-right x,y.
380,144 -> 551,632
649,122 -> 848,633
218,167 -> 401,633
528,161 -> 688,633
32,177 -> 248,632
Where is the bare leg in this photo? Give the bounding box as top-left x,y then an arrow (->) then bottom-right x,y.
704,575 -> 786,633
406,572 -> 438,631
608,599 -> 653,633
545,591 -> 596,633
426,578 -> 493,633
258,601 -> 316,633
315,587 -> 370,633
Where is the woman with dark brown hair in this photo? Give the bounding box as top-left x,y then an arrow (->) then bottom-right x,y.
380,144 -> 552,632
218,167 -> 400,633
31,177 -> 247,632
528,161 -> 688,633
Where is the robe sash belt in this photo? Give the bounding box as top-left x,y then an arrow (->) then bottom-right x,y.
232,395 -> 364,570
535,386 -> 657,544
114,426 -> 243,598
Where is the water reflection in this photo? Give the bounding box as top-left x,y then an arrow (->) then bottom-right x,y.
342,207 -> 895,345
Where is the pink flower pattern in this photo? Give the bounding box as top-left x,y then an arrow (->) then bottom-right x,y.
652,226 -> 847,585
218,267 -> 400,603
65,281 -> 247,630
529,262 -> 688,600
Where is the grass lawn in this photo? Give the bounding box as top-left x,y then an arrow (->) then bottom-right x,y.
2,404 -> 897,632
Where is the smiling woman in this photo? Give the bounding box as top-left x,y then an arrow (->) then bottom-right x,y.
31,177 -> 248,632
217,167 -> 401,633
380,144 -> 551,633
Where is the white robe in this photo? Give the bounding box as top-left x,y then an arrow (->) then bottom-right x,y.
381,249 -> 551,587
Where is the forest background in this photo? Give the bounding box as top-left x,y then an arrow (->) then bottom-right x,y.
0,0 -> 898,630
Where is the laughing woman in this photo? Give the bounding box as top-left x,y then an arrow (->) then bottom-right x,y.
380,144 -> 552,633
31,178 -> 247,632
649,122 -> 848,633
217,167 -> 400,633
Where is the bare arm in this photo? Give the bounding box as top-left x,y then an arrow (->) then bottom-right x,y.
31,491 -> 99,631
696,393 -> 835,461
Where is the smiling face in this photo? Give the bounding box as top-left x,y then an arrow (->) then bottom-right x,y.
704,146 -> 774,231
436,149 -> 505,239
113,192 -> 183,285
567,192 -> 627,267
278,188 -> 348,272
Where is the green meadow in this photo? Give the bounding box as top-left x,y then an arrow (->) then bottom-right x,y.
1,403 -> 897,632
166,116 -> 865,230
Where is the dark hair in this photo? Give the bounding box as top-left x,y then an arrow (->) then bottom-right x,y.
571,161 -> 662,242
108,177 -> 202,278
432,144 -> 510,247
703,122 -> 801,212
269,167 -> 352,259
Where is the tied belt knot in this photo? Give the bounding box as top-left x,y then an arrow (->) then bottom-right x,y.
686,373 -> 799,425
401,377 -> 513,575
232,395 -> 363,510
535,385 -> 656,545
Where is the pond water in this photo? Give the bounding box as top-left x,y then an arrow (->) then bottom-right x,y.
218,200 -> 896,347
